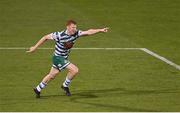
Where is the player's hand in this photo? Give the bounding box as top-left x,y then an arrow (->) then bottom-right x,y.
101,27 -> 109,33
26,46 -> 36,53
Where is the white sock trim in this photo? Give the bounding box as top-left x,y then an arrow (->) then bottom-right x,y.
63,77 -> 71,87
36,85 -> 41,92
63,83 -> 68,87
40,82 -> 46,89
66,77 -> 71,83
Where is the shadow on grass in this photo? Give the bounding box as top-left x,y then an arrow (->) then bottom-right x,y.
39,87 -> 179,111
69,87 -> 179,112
0,88 -> 180,112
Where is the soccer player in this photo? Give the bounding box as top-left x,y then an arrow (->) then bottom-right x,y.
27,20 -> 108,98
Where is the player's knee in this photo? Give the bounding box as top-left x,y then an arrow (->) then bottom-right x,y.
48,73 -> 57,79
50,75 -> 55,79
71,67 -> 79,75
74,67 -> 79,74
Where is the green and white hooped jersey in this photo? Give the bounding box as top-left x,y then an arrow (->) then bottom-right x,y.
51,30 -> 82,59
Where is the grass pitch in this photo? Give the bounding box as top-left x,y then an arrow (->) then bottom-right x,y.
0,0 -> 180,112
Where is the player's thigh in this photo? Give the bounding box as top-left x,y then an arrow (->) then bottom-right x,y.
66,63 -> 79,73
49,67 -> 60,76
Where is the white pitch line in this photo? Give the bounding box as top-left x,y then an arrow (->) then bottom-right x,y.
141,48 -> 180,71
0,47 -> 28,50
72,48 -> 142,50
0,47 -> 142,50
0,47 -> 179,70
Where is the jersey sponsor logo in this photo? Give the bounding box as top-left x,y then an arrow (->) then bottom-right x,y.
52,30 -> 80,58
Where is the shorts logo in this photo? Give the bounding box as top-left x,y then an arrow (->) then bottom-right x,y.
58,64 -> 62,67
64,60 -> 68,63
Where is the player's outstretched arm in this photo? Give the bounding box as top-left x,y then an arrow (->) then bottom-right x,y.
26,34 -> 53,53
80,27 -> 109,36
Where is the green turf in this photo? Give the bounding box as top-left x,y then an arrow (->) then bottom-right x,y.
0,0 -> 180,112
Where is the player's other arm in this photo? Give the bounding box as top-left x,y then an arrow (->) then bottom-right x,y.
26,34 -> 53,53
80,27 -> 109,36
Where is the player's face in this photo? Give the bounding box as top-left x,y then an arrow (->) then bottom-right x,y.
67,24 -> 77,35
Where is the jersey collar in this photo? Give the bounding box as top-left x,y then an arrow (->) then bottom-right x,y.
64,30 -> 68,35
64,29 -> 78,36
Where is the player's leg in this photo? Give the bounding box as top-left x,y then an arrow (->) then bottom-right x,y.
61,63 -> 79,96
34,67 -> 59,98
63,63 -> 79,86
42,67 -> 60,84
